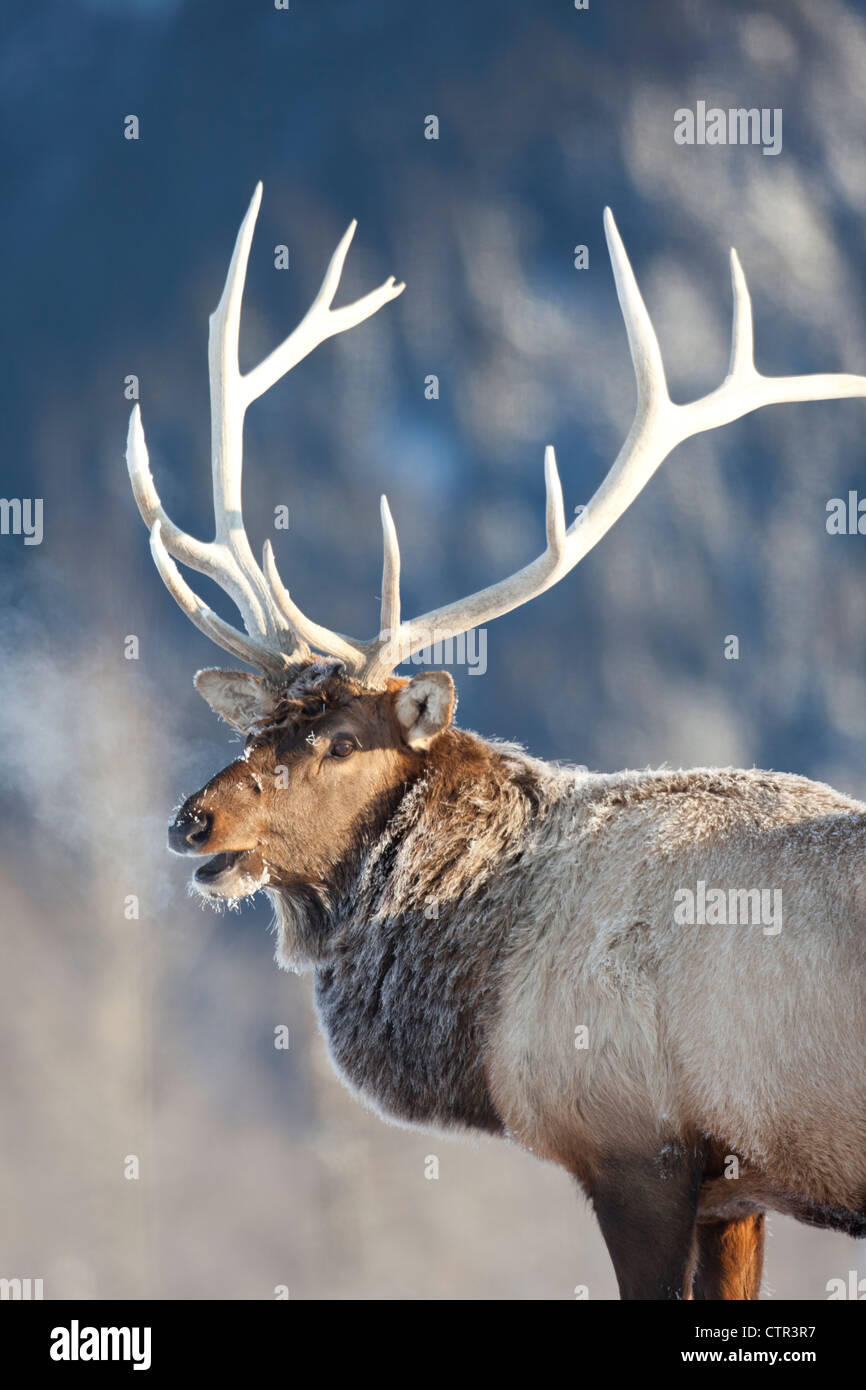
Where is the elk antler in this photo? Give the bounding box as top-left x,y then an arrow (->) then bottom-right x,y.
126,182 -> 404,678
359,210 -> 866,684
129,189 -> 866,689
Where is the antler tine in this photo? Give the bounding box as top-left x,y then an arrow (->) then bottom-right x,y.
265,496 -> 403,685
602,205 -> 669,410
378,495 -> 401,640
149,522 -> 286,675
207,182 -> 263,550
682,241 -> 866,429
127,405 -> 211,573
543,445 -> 567,562
262,540 -> 363,671
242,221 -> 405,407
205,181 -> 287,642
126,403 -> 274,639
727,248 -> 756,379
357,207 -> 866,684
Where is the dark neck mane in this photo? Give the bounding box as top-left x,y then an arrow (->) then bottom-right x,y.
276,728 -> 552,1132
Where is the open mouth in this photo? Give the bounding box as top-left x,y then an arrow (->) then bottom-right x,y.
195,849 -> 248,883
193,847 -> 268,901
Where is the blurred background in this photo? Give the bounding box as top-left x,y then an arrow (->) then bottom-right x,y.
1,0 -> 865,1299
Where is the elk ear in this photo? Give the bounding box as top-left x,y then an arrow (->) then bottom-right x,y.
394,671 -> 455,750
194,668 -> 276,732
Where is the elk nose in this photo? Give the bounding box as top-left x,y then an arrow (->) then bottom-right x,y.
168,807 -> 213,854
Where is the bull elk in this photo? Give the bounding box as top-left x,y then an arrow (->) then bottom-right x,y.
127,184 -> 866,1300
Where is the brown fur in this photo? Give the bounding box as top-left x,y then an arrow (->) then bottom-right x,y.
693,1216 -> 765,1301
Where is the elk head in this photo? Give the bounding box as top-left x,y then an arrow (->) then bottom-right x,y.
127,183 -> 866,915
167,663 -> 455,907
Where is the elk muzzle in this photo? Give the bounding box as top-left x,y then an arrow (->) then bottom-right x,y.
168,804 -> 213,854
167,790 -> 270,904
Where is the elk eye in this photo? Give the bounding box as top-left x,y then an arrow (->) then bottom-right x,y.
330,738 -> 355,759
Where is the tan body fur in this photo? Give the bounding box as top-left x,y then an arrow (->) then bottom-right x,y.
484,761 -> 866,1223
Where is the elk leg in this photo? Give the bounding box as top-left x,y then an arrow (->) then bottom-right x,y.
691,1215 -> 765,1300
589,1150 -> 703,1300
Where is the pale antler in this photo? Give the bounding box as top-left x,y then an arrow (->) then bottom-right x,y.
126,182 -> 404,678
356,209 -> 866,685
130,191 -> 866,690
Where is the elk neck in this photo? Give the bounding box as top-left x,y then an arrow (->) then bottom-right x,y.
269,724 -> 561,1134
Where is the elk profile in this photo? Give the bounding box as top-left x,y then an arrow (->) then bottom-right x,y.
127,184 -> 866,1300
